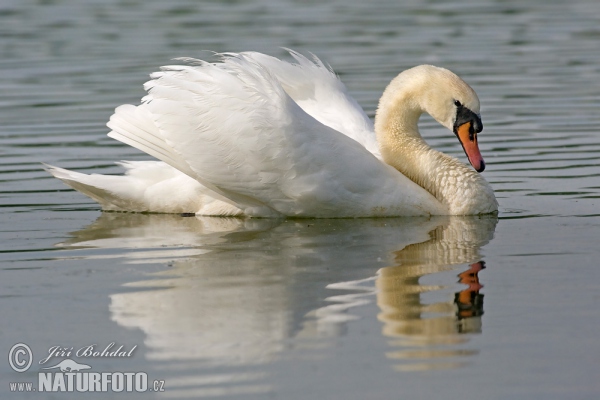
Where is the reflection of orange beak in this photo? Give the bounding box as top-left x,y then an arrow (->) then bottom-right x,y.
456,122 -> 485,172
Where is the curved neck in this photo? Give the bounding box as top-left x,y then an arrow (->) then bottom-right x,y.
374,93 -> 483,212
375,111 -> 446,202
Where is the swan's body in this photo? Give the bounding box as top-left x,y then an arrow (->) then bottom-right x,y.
46,51 -> 497,217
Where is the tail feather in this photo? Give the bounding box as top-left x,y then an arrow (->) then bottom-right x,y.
43,162 -> 243,214
43,163 -> 134,210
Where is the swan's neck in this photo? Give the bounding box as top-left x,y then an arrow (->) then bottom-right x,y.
375,94 -> 491,214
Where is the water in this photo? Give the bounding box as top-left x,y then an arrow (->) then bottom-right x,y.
1,0 -> 599,398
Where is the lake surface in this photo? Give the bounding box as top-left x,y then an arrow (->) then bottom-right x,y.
1,0 -> 599,399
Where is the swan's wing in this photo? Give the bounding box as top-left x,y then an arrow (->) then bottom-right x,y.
107,100 -> 259,213
108,54 -> 441,217
241,50 -> 381,159
107,104 -> 194,177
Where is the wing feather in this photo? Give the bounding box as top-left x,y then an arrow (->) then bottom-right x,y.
242,50 -> 381,158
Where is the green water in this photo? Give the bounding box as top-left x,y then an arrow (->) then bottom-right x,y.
1,0 -> 599,399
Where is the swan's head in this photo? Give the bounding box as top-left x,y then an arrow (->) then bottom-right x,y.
377,65 -> 486,172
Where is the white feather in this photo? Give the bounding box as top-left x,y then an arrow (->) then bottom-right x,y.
44,162 -> 242,216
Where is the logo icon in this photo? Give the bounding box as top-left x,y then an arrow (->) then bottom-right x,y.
8,343 -> 33,373
41,359 -> 91,372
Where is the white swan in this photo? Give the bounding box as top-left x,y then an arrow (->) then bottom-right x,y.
45,51 -> 498,217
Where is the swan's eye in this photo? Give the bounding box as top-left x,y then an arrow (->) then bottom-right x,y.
454,100 -> 462,107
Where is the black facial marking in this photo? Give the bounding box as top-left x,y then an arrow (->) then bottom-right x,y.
453,104 -> 483,136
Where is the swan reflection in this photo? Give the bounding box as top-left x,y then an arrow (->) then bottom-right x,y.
375,217 -> 493,370
59,213 -> 496,395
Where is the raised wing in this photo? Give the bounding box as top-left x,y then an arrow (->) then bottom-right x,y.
242,50 -> 381,158
107,53 -> 440,217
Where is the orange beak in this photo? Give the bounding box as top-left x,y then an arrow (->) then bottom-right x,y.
455,121 -> 485,172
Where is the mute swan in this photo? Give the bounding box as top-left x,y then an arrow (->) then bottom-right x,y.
45,51 -> 498,217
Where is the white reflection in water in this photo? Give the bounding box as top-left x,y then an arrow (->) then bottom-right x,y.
59,213 -> 496,394
376,218 -> 492,371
